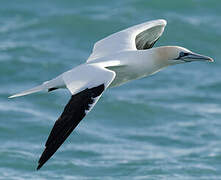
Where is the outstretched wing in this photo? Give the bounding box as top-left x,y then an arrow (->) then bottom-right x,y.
87,19 -> 167,61
37,64 -> 115,170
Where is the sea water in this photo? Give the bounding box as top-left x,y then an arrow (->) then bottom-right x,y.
0,0 -> 221,179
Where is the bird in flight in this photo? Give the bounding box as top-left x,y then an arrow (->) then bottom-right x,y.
9,19 -> 213,170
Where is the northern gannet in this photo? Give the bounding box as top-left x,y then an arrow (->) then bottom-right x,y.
9,19 -> 213,170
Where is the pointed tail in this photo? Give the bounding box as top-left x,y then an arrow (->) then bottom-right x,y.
9,83 -> 49,98
9,75 -> 65,98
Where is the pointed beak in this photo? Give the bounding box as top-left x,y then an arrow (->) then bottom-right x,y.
183,52 -> 214,62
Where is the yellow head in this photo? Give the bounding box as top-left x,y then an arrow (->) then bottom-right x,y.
154,46 -> 213,66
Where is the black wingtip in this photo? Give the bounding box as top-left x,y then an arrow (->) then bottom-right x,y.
37,157 -> 46,170
36,84 -> 105,170
37,163 -> 42,170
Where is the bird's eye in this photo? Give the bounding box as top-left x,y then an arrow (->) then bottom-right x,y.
180,52 -> 189,57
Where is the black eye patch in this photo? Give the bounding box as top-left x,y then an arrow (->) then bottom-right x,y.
180,52 -> 189,57
174,52 -> 190,60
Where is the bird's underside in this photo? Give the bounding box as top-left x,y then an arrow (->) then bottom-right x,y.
9,19 -> 167,169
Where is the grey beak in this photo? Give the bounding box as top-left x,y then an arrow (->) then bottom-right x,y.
183,52 -> 214,62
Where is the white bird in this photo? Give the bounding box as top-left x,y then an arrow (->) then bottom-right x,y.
9,19 -> 213,170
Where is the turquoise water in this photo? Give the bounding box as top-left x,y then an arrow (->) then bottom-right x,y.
1,0 -> 221,179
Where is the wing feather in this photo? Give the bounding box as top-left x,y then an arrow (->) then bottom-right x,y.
37,64 -> 115,170
37,84 -> 104,170
87,19 -> 167,61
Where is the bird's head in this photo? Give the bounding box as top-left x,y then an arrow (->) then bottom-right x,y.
155,46 -> 214,66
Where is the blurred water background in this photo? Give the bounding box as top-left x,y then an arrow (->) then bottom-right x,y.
0,0 -> 221,179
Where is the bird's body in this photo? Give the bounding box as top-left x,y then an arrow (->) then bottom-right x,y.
105,49 -> 166,87
9,19 -> 213,170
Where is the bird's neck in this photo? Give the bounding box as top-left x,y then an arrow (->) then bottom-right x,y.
139,47 -> 170,69
121,49 -> 169,78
